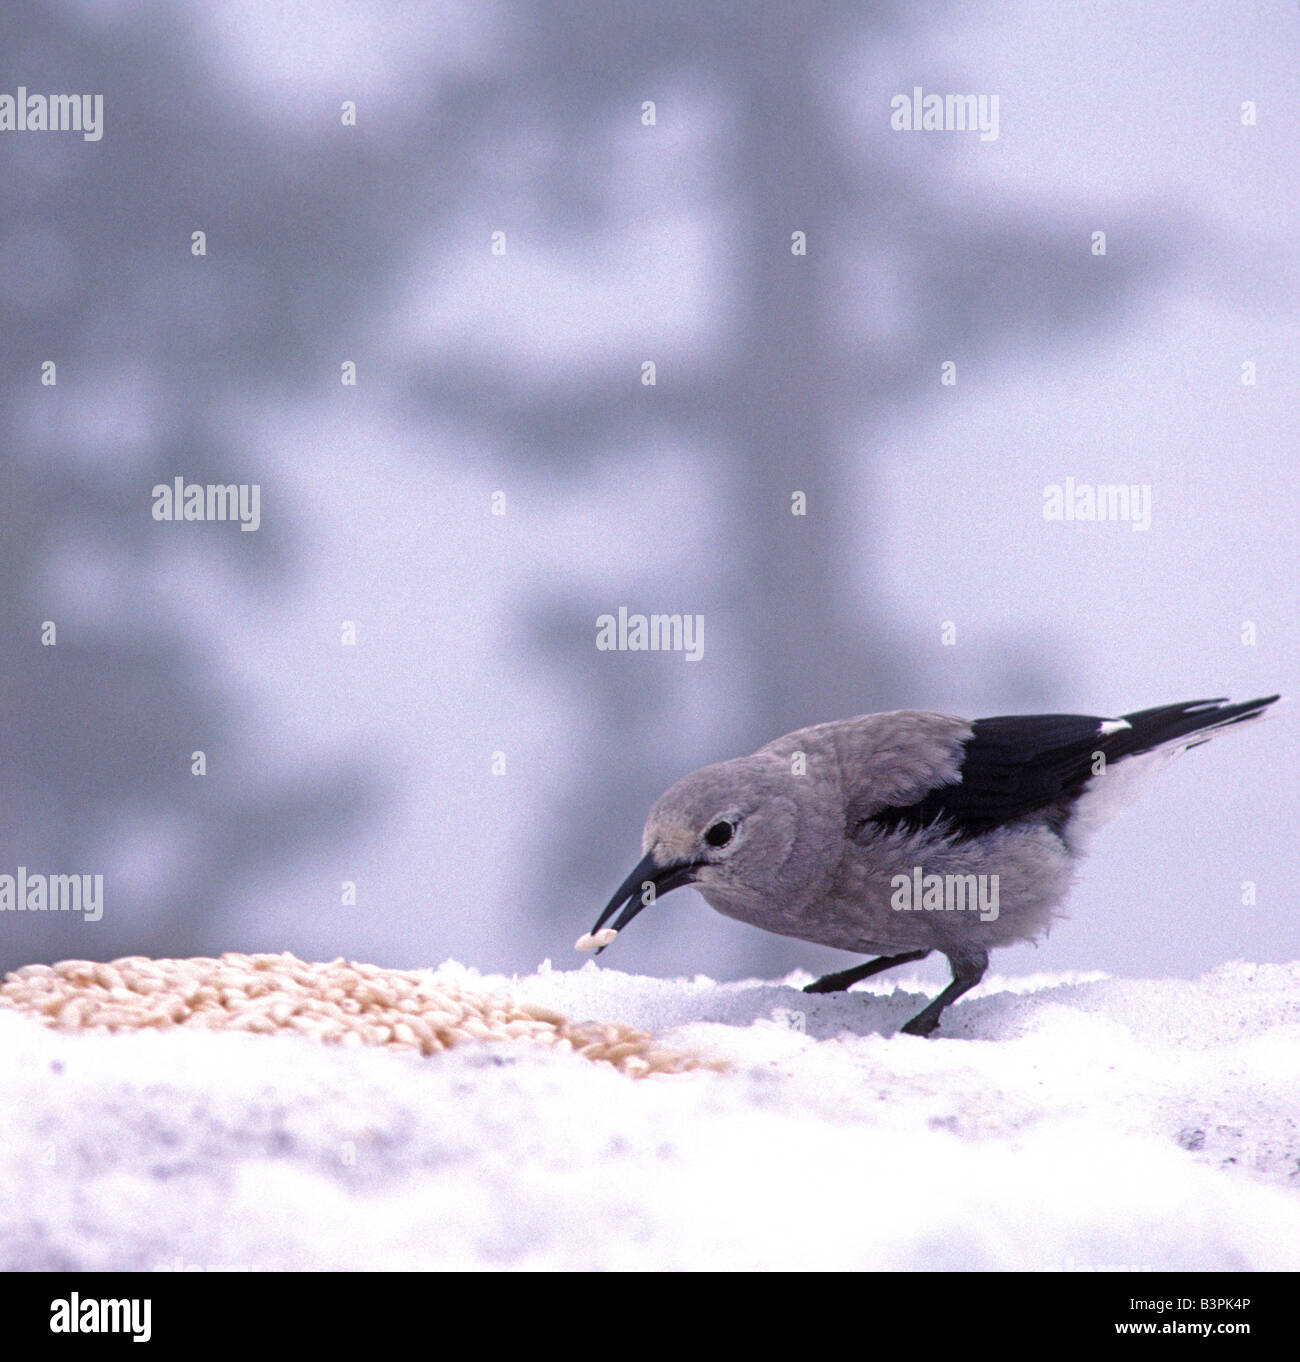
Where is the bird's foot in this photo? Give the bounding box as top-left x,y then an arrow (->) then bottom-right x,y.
803,967 -> 860,994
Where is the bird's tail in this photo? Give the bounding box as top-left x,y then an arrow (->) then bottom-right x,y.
1062,695 -> 1279,852
1112,695 -> 1280,759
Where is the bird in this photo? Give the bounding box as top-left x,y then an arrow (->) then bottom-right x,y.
578,695 -> 1279,1037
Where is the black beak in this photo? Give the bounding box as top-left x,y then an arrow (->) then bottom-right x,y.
588,851 -> 699,952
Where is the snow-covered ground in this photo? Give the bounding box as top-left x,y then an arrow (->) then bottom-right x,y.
3,960 -> 1299,1271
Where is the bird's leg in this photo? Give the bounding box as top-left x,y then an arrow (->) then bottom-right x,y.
899,949 -> 988,1037
804,950 -> 929,994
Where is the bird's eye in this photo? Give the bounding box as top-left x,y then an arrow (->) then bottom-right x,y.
704,820 -> 735,848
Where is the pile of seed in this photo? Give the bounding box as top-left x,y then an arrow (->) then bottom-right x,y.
0,951 -> 717,1078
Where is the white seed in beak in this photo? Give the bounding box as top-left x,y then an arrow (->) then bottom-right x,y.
574,928 -> 619,953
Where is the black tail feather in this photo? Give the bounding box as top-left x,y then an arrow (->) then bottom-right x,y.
1115,695 -> 1280,759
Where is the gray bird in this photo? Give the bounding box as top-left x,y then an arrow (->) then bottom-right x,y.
581,695 -> 1278,1036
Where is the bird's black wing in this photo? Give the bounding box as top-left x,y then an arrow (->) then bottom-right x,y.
869,697 -> 1277,841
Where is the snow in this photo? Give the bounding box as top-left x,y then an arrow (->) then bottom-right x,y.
3,959 -> 1299,1271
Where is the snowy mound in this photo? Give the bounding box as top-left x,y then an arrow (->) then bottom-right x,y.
3,961 -> 1299,1271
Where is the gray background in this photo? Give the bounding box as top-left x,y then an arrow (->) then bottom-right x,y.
2,0 -> 1296,988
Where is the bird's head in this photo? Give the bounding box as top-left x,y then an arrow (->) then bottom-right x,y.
578,756 -> 808,954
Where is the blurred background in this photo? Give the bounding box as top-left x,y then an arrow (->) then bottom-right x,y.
2,0 -> 1296,989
